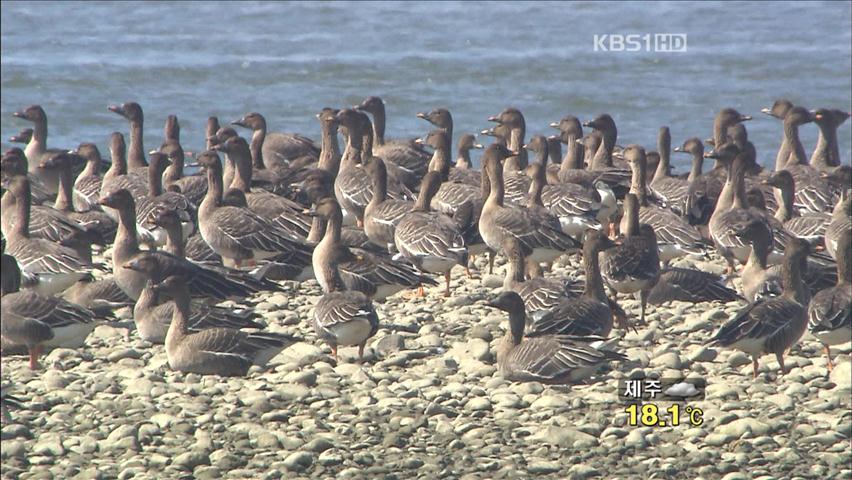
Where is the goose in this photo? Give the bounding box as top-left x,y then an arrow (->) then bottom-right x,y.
479,143 -> 580,267
71,142 -> 106,212
672,137 -> 716,225
107,102 -> 149,170
394,172 -> 469,296
363,157 -> 414,251
548,115 -> 592,186
100,188 -> 274,300
135,152 -> 197,246
0,147 -> 52,205
99,132 -> 148,224
11,104 -> 75,194
334,109 -> 412,226
526,230 -> 620,337
151,276 -> 297,376
808,229 -> 852,370
1,248 -> 104,369
646,267 -> 743,305
195,150 -> 312,269
214,136 -> 311,239
762,170 -> 830,246
760,99 -> 796,170
231,111 -> 319,172
486,291 -> 625,384
4,175 -> 99,295
124,258 -> 263,344
810,108 -> 850,171
825,196 -> 851,261
778,107 -> 837,213
60,274 -> 134,312
709,237 -> 811,378
602,193 -> 661,324
316,107 -> 343,179
160,139 -> 207,206
9,127 -> 32,145
230,113 -> 309,196
488,108 -> 529,169
355,96 -> 429,181
620,145 -> 706,262
501,237 -> 583,317
648,127 -> 692,216
733,220 -> 783,303
449,133 -> 483,186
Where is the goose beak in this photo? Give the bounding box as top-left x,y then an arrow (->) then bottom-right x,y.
760,107 -> 772,115
548,122 -> 559,129
473,144 -> 484,149
487,115 -> 499,123
230,118 -> 246,127
673,146 -> 684,153
416,112 -> 427,119
107,104 -> 124,115
740,115 -> 753,122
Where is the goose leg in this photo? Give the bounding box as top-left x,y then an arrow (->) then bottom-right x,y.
639,290 -> 649,325
487,252 -> 495,274
465,265 -> 473,279
776,352 -> 787,375
331,345 -> 338,361
358,342 -> 366,362
825,345 -> 834,371
28,345 -> 43,369
444,272 -> 452,297
752,356 -> 759,379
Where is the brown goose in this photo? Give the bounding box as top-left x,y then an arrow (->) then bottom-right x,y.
763,170 -> 830,246
760,99 -> 795,170
487,291 -> 625,384
808,229 -> 852,370
778,107 -> 836,213
195,150 -> 311,269
0,147 -> 52,205
646,267 -> 743,305
732,220 -> 782,303
11,104 -> 74,194
9,127 -> 32,145
160,139 -> 207,206
450,133 -> 483,185
135,152 -> 197,247
825,196 -> 851,261
60,274 -> 133,312
620,145 -> 706,262
107,102 -> 149,170
100,188 -> 274,300
124,258 -> 263,344
709,237 -> 811,378
394,172 -> 469,296
214,136 -> 311,239
479,144 -> 580,266
316,107 -> 342,178
152,276 -> 297,376
4,176 -> 100,295
99,132 -> 148,224
672,137 -> 716,225
810,108 -> 850,171
501,237 -> 583,316
488,108 -> 528,169
648,127 -> 691,216
602,193 -> 661,324
548,115 -> 589,186
232,111 -> 319,170
363,157 -> 414,251
527,229 -> 620,337
71,142 -> 106,212
356,96 -> 429,181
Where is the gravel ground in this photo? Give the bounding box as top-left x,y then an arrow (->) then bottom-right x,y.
2,253 -> 851,480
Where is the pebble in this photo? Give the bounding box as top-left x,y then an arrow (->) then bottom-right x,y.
282,451 -> 313,471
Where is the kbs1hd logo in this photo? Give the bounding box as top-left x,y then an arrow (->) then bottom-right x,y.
594,34 -> 688,53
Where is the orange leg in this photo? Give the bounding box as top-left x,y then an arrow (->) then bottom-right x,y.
444,272 -> 452,297
358,343 -> 366,362
752,356 -> 760,379
825,345 -> 834,371
776,352 -> 787,376
28,345 -> 43,370
331,345 -> 338,361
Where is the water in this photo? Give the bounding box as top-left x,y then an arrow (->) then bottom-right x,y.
2,1 -> 850,173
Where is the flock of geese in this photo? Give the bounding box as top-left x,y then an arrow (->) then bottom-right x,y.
0,96 -> 850,385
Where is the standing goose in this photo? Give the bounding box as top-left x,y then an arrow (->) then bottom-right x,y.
760,99 -> 795,171
71,143 -> 106,212
310,198 -> 380,360
709,237 -> 811,378
100,188 -> 274,300
196,150 -> 311,269
808,229 -> 852,370
99,132 -> 148,224
107,102 -> 149,170
9,128 -> 32,145
501,237 -> 583,316
582,114 -> 634,194
810,108 -> 850,171
11,104 -> 74,194
0,148 -> 52,205
123,258 -> 263,344
602,193 -> 661,324
762,170 -> 830,246
648,127 -> 691,216
620,145 -> 706,262
394,172 -> 469,297
134,152 -> 197,246
231,111 -> 320,171
153,276 -> 297,376
356,96 -> 429,180
673,137 -> 716,226
4,176 -> 99,295
316,107 -> 342,178
449,133 -> 483,185
488,108 -> 528,169
479,143 -> 580,267
825,196 -> 851,261
363,156 -> 414,251
548,116 -> 592,186
527,230 -> 620,337
734,220 -> 783,303
778,107 -> 836,213
486,291 -> 626,384
161,139 -> 207,206
214,136 -> 311,239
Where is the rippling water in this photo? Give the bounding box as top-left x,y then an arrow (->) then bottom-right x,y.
2,1 -> 850,172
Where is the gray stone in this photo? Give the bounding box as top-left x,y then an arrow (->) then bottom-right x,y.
172,451 -> 210,470
527,461 -> 560,474
282,451 -> 314,471
375,334 -> 406,356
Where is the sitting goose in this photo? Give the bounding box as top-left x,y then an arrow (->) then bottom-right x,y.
394,172 -> 469,297
309,200 -> 380,360
213,136 -> 311,239
100,188 -> 274,300
479,143 -> 580,266
527,229 -> 620,337
60,274 -> 134,312
196,150 -> 311,269
709,237 -> 811,378
71,142 -> 106,212
646,267 -> 743,305
11,104 -> 75,194
501,237 -> 583,317
602,193 -> 661,324
4,176 -> 100,295
356,96 -> 429,181
486,291 -> 626,384
153,276 -> 297,376
232,111 -> 320,171
620,144 -> 706,262
808,229 -> 852,370
1,252 -> 104,369
123,258 -> 263,344
107,102 -> 149,171
763,170 -> 830,246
